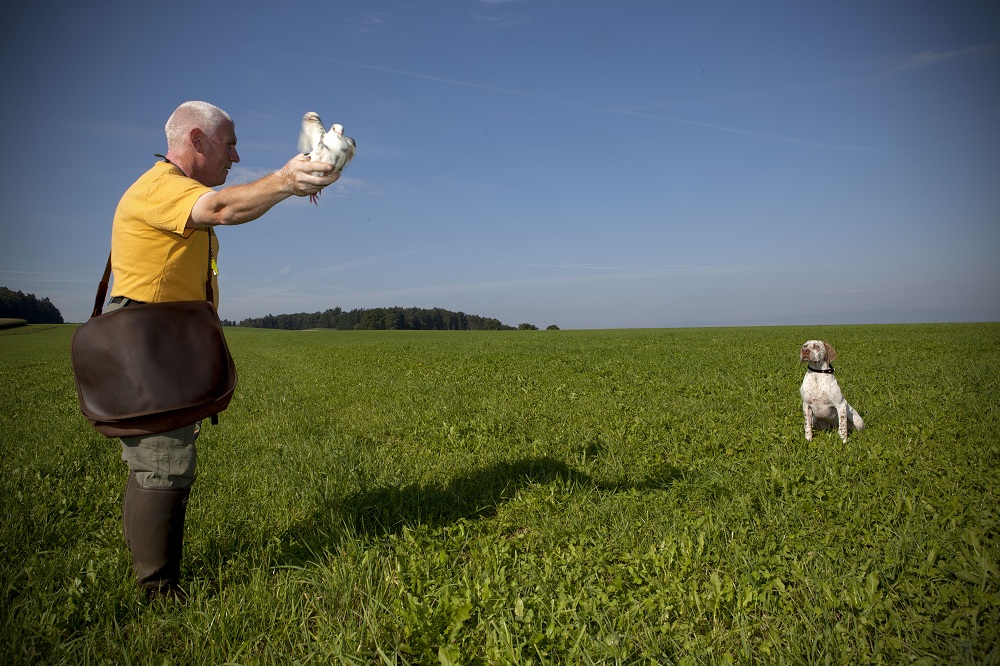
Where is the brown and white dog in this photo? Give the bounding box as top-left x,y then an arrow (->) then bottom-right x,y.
799,340 -> 865,443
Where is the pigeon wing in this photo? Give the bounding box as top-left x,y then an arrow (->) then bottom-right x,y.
298,112 -> 326,154
344,136 -> 356,165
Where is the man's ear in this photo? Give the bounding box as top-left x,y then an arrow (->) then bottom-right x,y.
190,128 -> 205,152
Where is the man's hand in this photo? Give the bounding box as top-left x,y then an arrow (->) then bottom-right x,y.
283,154 -> 341,198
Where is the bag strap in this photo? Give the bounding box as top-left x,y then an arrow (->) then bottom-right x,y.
93,229 -> 215,317
205,229 -> 215,304
91,255 -> 113,318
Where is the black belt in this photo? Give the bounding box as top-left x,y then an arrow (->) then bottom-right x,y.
109,296 -> 147,305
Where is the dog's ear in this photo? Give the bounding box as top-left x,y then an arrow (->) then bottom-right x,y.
824,342 -> 837,361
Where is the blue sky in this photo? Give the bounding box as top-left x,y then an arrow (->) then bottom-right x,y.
1,1 -> 997,328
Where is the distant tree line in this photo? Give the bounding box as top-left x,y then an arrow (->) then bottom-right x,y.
0,287 -> 64,324
229,307 -> 526,331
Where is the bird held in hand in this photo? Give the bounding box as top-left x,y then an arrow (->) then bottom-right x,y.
298,112 -> 356,204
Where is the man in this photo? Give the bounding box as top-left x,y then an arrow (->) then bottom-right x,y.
109,101 -> 341,599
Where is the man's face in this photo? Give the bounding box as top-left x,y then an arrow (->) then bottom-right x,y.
193,120 -> 240,187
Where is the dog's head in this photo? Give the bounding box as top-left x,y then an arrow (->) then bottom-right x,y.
800,340 -> 836,364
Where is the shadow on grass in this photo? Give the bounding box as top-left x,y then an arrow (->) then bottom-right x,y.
195,455 -> 686,577
275,456 -> 684,565
345,456 -> 587,533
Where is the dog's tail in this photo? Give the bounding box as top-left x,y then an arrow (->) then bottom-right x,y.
847,406 -> 864,432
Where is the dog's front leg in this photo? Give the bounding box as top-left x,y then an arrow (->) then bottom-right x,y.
803,403 -> 814,441
837,402 -> 849,443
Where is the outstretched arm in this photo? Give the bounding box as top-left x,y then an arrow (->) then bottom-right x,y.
186,155 -> 340,228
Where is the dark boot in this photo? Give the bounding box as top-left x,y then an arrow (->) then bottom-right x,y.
123,473 -> 191,600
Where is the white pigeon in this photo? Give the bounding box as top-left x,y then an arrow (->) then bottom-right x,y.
298,111 -> 356,204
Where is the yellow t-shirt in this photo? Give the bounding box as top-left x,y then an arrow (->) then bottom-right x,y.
110,161 -> 220,306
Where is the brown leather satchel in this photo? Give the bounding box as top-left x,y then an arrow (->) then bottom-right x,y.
71,232 -> 238,438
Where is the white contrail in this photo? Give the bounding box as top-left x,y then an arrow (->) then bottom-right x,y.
887,44 -> 999,73
473,259 -> 779,273
236,44 -> 870,151
300,244 -> 462,276
324,56 -> 870,150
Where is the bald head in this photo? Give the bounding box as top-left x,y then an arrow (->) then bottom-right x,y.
165,101 -> 234,150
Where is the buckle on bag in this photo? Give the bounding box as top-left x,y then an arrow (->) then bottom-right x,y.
109,296 -> 146,306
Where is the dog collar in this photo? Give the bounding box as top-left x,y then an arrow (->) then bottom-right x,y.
808,365 -> 835,374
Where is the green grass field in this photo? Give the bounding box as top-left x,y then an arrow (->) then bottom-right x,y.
2,323 -> 997,664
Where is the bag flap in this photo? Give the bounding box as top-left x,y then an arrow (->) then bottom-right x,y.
71,300 -> 236,421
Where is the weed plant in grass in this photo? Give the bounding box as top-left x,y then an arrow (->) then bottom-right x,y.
2,323 -> 998,664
